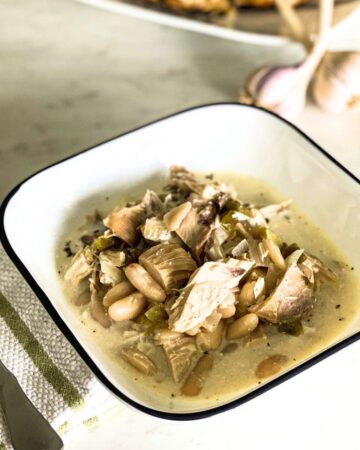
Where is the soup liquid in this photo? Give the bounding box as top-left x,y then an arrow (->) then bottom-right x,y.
57,173 -> 360,412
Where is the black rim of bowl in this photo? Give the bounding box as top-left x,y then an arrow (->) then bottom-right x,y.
1,102 -> 359,421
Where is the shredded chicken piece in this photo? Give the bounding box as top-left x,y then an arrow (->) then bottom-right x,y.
169,260 -> 254,334
259,200 -> 292,219
250,265 -> 314,323
64,248 -> 94,289
139,242 -> 197,290
104,190 -> 162,245
304,253 -> 338,282
155,331 -> 200,382
176,206 -> 212,261
168,166 -> 200,193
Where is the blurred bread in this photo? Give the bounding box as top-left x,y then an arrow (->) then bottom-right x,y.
156,0 -> 305,12
234,0 -> 305,8
164,0 -> 230,12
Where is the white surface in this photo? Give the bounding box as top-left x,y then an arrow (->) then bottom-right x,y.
0,0 -> 359,448
68,341 -> 360,450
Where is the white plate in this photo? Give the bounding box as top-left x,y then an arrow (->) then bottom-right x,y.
1,103 -> 359,419
77,0 -> 292,46
75,0 -> 360,46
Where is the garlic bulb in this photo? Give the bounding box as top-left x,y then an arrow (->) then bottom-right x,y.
239,0 -> 333,120
312,52 -> 360,113
240,64 -> 308,120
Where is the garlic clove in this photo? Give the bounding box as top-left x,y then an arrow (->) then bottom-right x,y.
239,64 -> 307,120
313,52 -> 360,113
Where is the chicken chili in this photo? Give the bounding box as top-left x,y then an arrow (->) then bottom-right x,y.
59,167 -> 359,408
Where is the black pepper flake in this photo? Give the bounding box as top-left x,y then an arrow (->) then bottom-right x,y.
265,218 -> 270,224
335,304 -> 341,309
205,173 -> 214,180
171,394 -> 175,398
266,342 -> 271,347
351,267 -> 354,271
105,196 -> 109,201
258,381 -> 261,385
63,241 -> 74,257
81,235 -> 94,246
338,317 -> 344,321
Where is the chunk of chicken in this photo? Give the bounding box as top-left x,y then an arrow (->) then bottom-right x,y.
154,330 -> 200,383
250,265 -> 314,323
139,242 -> 197,290
104,190 -> 162,246
168,166 -> 199,193
259,200 -> 292,219
142,217 -> 172,242
169,260 -> 254,334
64,248 -> 94,289
104,203 -> 145,246
175,206 -> 212,260
98,250 -> 126,286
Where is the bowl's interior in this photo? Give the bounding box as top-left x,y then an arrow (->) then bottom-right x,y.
3,104 -> 360,414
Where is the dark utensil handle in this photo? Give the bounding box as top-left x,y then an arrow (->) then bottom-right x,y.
0,359 -> 63,450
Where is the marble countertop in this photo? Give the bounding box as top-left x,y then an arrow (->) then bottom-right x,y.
0,1 -> 359,449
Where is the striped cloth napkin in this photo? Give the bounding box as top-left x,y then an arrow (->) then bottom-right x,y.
0,245 -> 119,449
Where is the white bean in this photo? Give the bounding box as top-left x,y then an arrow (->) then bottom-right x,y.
255,355 -> 287,379
120,348 -> 157,375
181,354 -> 213,396
263,239 -> 286,270
218,304 -> 236,319
108,292 -> 147,321
237,281 -> 256,313
124,263 -> 166,302
227,313 -> 259,340
103,281 -> 135,307
90,299 -> 111,328
196,320 -> 225,352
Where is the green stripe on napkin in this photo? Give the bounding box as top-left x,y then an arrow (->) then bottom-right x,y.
83,416 -> 98,428
0,292 -> 83,408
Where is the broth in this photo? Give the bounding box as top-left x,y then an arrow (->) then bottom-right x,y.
57,173 -> 360,411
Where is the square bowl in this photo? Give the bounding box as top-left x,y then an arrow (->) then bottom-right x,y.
1,103 -> 359,420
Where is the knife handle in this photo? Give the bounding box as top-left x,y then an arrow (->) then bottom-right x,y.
0,360 -> 63,450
